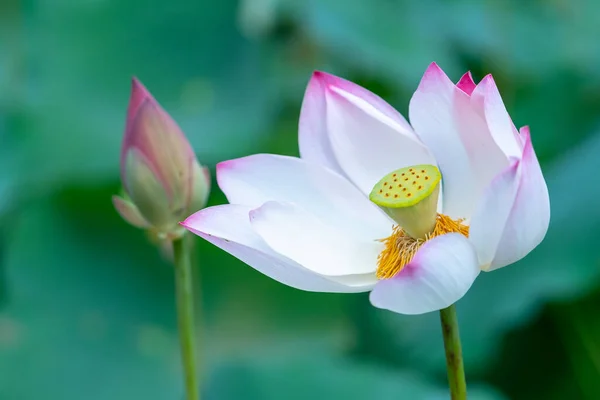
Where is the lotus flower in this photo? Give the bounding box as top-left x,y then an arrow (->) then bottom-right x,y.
181,63 -> 550,315
113,78 -> 211,239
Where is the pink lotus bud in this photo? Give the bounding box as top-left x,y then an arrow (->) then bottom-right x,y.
113,78 -> 211,237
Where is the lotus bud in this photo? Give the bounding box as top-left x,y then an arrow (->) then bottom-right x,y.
113,78 -> 211,239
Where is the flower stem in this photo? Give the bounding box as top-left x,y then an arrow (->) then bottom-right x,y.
439,304 -> 467,400
173,234 -> 200,400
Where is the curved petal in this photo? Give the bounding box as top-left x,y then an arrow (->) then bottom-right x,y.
124,149 -> 174,230
324,83 -> 435,196
122,91 -> 196,202
408,62 -> 477,219
112,195 -> 150,228
456,72 -> 476,95
217,154 -> 392,240
455,83 -> 510,207
468,159 -> 520,269
249,201 -> 383,276
298,72 -> 346,175
471,75 -> 523,159
182,204 -> 371,292
487,127 -> 550,270
329,273 -> 378,288
126,78 -> 152,127
369,233 -> 479,315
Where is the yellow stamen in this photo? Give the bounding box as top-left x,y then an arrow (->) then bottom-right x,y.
376,213 -> 469,279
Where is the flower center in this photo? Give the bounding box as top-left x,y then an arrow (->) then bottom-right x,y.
369,165 -> 469,279
375,214 -> 469,279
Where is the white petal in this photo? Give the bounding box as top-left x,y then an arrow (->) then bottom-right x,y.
471,75 -> 523,159
487,127 -> 550,270
369,233 -> 479,315
324,82 -> 435,196
454,81 -> 510,205
468,159 -> 520,269
298,72 -> 346,175
408,63 -> 477,219
317,71 -> 416,134
328,273 -> 378,288
217,154 -> 391,240
250,201 -> 383,277
182,204 -> 371,292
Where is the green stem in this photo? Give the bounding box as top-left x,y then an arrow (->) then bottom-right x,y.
439,304 -> 467,400
173,234 -> 200,400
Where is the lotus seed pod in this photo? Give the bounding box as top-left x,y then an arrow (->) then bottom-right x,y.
369,165 -> 441,239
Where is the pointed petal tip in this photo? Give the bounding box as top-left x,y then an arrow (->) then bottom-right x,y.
478,73 -> 496,88
216,159 -> 234,171
457,71 -> 477,95
179,219 -> 193,231
216,155 -> 273,195
217,154 -> 273,174
424,61 -> 443,75
180,208 -> 206,231
417,62 -> 451,90
308,70 -> 360,95
312,70 -> 326,79
130,77 -> 152,100
308,70 -> 338,93
126,78 -> 155,134
216,157 -> 249,182
311,70 -> 336,81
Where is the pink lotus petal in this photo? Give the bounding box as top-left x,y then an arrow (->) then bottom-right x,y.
299,71 -> 418,182
122,78 -> 154,162
216,154 -> 391,241
487,126 -> 550,270
409,62 -> 477,219
249,201 -> 382,276
123,98 -> 195,203
369,233 -> 479,315
311,71 -> 415,133
469,126 -> 549,271
471,75 -> 522,159
469,157 -> 521,269
323,83 -> 434,196
456,71 -> 476,95
128,78 -> 153,125
298,72 -> 346,176
182,204 -> 371,292
454,80 -> 510,202
121,79 -> 195,195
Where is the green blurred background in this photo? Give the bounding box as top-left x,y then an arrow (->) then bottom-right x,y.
2,0 -> 600,399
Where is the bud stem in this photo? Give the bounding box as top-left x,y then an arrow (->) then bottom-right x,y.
439,304 -> 467,400
173,234 -> 200,400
